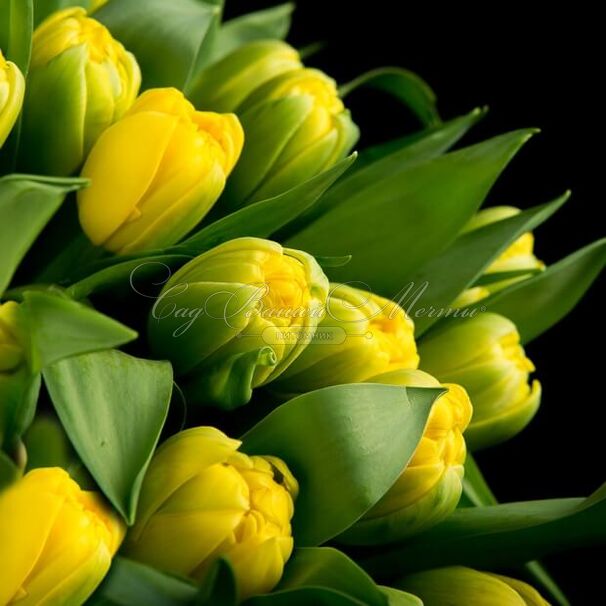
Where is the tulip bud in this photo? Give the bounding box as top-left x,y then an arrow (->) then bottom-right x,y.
397,567 -> 550,605
221,67 -> 359,209
272,283 -> 419,398
191,40 -> 303,112
125,426 -> 298,600
0,467 -> 125,605
340,369 -> 471,544
148,237 -> 329,409
19,7 -> 141,175
0,50 -> 25,148
453,206 -> 545,307
418,313 -> 541,450
77,88 -> 244,254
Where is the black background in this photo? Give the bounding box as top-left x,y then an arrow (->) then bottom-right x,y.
225,2 -> 604,603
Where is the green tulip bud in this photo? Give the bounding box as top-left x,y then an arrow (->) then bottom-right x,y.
0,50 -> 25,148
452,206 -> 545,307
19,7 -> 141,176
418,313 -> 541,450
272,283 -> 419,399
191,40 -> 303,112
221,67 -> 359,209
397,567 -> 550,605
340,369 -> 472,544
148,238 -> 329,409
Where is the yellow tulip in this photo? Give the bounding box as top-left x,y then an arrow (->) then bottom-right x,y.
77,87 -> 244,254
0,467 -> 125,605
273,283 -> 419,397
125,426 -> 298,600
0,50 -> 25,148
453,206 -> 545,307
419,313 -> 541,450
341,369 -> 472,543
191,40 -> 303,112
397,567 -> 550,605
222,67 -> 359,209
19,7 -> 141,175
148,237 -> 329,409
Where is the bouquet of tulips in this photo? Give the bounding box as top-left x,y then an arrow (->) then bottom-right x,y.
1,1 -> 604,604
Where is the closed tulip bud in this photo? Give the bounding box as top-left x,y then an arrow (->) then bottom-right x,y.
453,206 -> 545,307
0,467 -> 125,605
148,238 -> 329,408
397,567 -> 550,605
340,369 -> 471,544
125,427 -> 298,600
419,313 -> 541,450
191,40 -> 303,113
0,50 -> 25,148
77,88 -> 244,254
222,68 -> 359,209
19,7 -> 141,175
273,283 -> 419,398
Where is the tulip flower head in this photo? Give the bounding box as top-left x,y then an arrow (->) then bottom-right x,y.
222,67 -> 359,208
125,427 -> 298,600
273,283 -> 419,397
191,40 -> 303,112
0,50 -> 25,148
419,313 -> 541,450
398,567 -> 550,605
0,467 -> 125,605
148,238 -> 329,408
341,369 -> 472,543
78,88 -> 244,254
20,7 -> 141,175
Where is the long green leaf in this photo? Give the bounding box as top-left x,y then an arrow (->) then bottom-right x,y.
340,67 -> 440,127
245,588 -> 366,606
287,130 -> 535,295
0,0 -> 33,73
95,0 -> 218,90
413,192 -> 569,335
89,557 -> 197,606
241,384 -> 444,546
276,547 -> 387,606
21,290 -> 137,372
0,175 -> 87,295
43,350 -> 173,523
0,449 -> 21,490
360,484 -> 606,578
174,154 -> 356,255
477,238 -> 606,343
380,587 -> 423,606
211,3 -> 294,61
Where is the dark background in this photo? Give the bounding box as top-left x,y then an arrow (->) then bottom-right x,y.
226,2 -> 604,603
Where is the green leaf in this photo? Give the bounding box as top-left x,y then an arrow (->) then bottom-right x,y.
212,3 -> 294,61
380,586 -> 423,606
276,547 -> 387,606
0,174 -> 87,295
95,0 -> 219,90
0,449 -> 21,490
245,588 -> 367,606
287,130 -> 535,296
298,109 -> 486,231
359,484 -> 606,578
340,67 -> 440,127
241,384 -> 444,546
89,557 -> 197,606
174,154 -> 356,255
43,350 -> 173,523
21,290 -> 137,372
195,558 -> 238,606
412,192 -> 569,336
0,0 -> 33,73
23,415 -> 72,471
476,238 -> 606,343
67,254 -> 192,300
